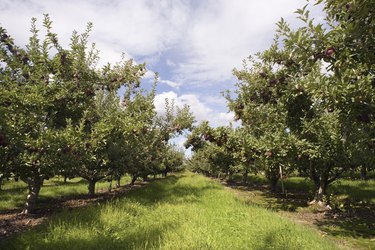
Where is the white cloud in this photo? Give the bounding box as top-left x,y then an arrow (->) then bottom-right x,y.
166,59 -> 176,67
143,70 -> 180,89
1,0 -> 323,86
143,70 -> 156,80
173,0 -> 314,86
0,0 -> 190,63
159,79 -> 181,89
154,91 -> 234,127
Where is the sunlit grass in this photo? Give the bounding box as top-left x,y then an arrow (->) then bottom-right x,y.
2,173 -> 337,250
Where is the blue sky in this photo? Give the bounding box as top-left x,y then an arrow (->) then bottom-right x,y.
0,0 -> 323,149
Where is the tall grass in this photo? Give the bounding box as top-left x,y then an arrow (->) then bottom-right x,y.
2,172 -> 337,250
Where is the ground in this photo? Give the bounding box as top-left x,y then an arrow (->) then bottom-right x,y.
0,172 -> 374,249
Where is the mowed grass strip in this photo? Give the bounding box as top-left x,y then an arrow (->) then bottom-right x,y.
2,172 -> 337,250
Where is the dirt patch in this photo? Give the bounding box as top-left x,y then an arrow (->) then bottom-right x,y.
0,181 -> 149,240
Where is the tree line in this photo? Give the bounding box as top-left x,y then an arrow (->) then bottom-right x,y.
185,0 -> 375,205
0,15 -> 194,213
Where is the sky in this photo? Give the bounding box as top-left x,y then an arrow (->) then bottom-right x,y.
0,0 -> 323,150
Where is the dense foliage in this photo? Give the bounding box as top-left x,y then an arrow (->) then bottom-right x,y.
0,15 -> 193,213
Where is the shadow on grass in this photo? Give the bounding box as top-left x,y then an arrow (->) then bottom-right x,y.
317,203 -> 375,239
10,202 -> 180,250
225,175 -> 375,242
127,174 -> 220,206
226,178 -> 312,212
329,181 -> 375,203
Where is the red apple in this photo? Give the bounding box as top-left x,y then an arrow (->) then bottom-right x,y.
325,47 -> 335,57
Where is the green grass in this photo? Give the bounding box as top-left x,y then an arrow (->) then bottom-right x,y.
329,179 -> 375,203
2,172 -> 337,250
235,174 -> 375,204
229,174 -> 375,249
0,176 -> 130,212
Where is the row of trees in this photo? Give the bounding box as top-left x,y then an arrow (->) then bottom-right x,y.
186,0 -> 374,204
0,15 -> 194,213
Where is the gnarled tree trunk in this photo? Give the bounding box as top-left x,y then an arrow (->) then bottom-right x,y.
308,162 -> 339,208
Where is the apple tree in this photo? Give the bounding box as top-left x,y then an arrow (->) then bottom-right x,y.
0,15 -> 145,212
228,0 -> 374,201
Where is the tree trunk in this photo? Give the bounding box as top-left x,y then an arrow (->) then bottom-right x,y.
360,165 -> 367,180
270,178 -> 278,193
242,169 -> 248,184
88,179 -> 96,197
64,175 -> 68,183
265,168 -> 279,193
228,171 -> 234,181
163,170 -> 168,177
108,179 -> 112,192
23,175 -> 43,214
311,181 -> 328,206
0,175 -> 3,191
116,176 -> 121,188
130,175 -> 137,185
142,175 -> 148,182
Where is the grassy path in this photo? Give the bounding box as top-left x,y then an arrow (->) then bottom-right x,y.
2,172 -> 337,249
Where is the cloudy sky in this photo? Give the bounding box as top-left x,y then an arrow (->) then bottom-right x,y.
0,0 -> 323,148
